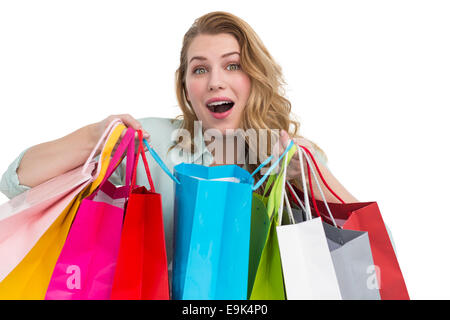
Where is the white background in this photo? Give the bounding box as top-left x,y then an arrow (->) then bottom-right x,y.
1,0 -> 449,299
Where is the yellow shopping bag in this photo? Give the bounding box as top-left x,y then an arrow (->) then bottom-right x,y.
0,123 -> 126,299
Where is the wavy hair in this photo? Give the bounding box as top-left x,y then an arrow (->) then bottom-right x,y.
172,11 -> 326,193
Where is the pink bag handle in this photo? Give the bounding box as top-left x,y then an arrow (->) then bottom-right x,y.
131,130 -> 155,192
82,118 -> 122,178
88,128 -> 136,199
124,131 -> 135,187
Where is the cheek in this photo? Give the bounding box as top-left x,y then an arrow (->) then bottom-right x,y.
185,79 -> 207,117
186,78 -> 204,104
237,75 -> 251,99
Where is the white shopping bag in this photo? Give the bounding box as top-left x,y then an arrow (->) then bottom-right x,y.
276,144 -> 342,300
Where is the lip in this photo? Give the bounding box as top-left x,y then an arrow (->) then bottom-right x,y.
208,106 -> 234,120
205,96 -> 234,105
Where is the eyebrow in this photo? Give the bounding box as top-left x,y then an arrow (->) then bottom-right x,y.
189,51 -> 240,64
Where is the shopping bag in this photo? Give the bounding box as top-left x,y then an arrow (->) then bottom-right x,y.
0,119 -> 122,282
172,141 -> 294,300
274,144 -> 342,300
247,193 -> 270,298
322,222 -> 381,299
247,153 -> 295,300
0,122 -> 126,299
45,127 -> 136,300
289,145 -> 409,300
284,146 -> 380,300
248,214 -> 286,300
111,130 -> 170,300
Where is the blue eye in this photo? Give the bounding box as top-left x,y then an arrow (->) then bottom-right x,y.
194,67 -> 206,75
227,63 -> 241,71
193,63 -> 241,75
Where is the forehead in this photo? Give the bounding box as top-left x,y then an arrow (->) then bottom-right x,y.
187,33 -> 240,61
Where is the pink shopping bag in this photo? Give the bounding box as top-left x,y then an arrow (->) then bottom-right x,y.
0,119 -> 122,282
45,127 -> 136,300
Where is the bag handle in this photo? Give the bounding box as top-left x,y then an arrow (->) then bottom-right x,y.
124,131 -> 136,187
265,141 -> 297,222
252,140 -> 294,191
82,118 -> 122,178
143,138 -> 181,185
289,145 -> 339,227
83,123 -> 126,196
286,181 -> 307,213
258,140 -> 300,196
277,149 -> 291,226
131,130 -> 155,192
298,146 -> 345,204
250,155 -> 274,177
278,144 -> 312,225
284,185 -> 296,225
88,128 -> 136,199
102,127 -> 136,186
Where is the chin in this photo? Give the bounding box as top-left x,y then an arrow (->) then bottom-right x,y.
205,121 -> 241,136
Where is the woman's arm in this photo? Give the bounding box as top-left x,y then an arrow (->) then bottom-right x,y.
17,114 -> 149,188
300,157 -> 359,204
17,123 -> 99,188
281,130 -> 359,204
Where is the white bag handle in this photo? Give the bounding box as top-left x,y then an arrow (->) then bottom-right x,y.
277,150 -> 290,226
284,189 -> 295,225
277,142 -> 312,225
299,146 -> 337,227
284,144 -> 338,227
286,180 -> 307,214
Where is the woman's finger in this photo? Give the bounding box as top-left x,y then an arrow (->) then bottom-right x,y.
107,114 -> 150,139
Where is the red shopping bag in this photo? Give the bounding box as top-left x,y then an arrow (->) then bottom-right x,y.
287,145 -> 409,300
111,130 -> 169,300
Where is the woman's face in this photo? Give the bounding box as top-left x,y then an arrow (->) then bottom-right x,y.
185,33 -> 251,134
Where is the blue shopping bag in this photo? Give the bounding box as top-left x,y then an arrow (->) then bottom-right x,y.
172,141 -> 294,300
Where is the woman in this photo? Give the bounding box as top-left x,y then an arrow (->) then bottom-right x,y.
0,11 -> 358,275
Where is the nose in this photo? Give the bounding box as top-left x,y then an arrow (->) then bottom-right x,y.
208,68 -> 226,91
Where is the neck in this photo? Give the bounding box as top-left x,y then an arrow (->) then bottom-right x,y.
206,135 -> 245,167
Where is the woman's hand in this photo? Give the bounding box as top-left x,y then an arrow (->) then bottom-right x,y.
91,114 -> 151,156
278,130 -> 315,182
17,114 -> 151,189
278,129 -> 359,203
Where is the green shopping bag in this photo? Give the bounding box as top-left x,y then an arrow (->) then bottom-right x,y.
247,193 -> 269,298
248,146 -> 296,300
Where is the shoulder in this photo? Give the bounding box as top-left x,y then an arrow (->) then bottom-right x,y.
137,116 -> 182,134
137,116 -> 183,151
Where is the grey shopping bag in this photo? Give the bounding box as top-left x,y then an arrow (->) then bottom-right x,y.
286,198 -> 380,300
322,221 -> 380,300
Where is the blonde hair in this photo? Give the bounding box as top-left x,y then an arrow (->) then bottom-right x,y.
172,11 -> 326,193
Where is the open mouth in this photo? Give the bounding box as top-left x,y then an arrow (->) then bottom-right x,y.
206,101 -> 235,113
